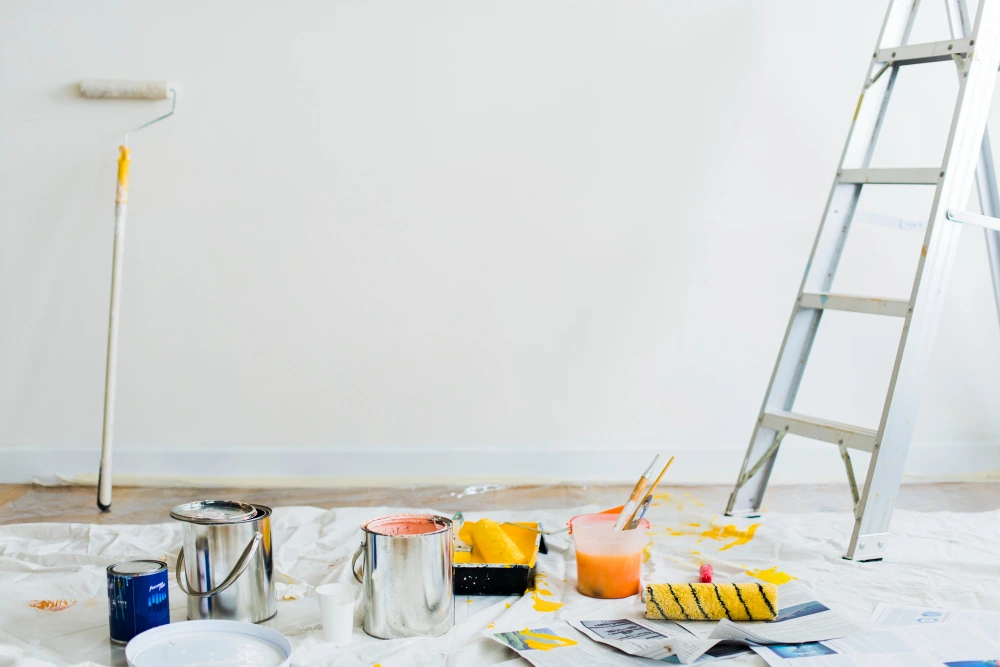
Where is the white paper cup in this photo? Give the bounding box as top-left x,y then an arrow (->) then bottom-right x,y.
316,583 -> 357,645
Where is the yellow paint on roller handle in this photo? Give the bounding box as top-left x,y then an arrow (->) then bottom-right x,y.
519,628 -> 577,651
116,146 -> 130,204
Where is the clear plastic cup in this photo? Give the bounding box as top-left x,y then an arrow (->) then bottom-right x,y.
569,513 -> 649,599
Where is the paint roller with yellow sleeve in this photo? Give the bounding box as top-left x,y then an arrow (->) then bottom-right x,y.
458,518 -> 529,565
645,582 -> 778,621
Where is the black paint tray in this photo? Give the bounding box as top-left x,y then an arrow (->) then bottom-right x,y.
453,522 -> 547,596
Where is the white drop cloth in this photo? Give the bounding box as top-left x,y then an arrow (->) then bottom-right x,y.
0,496 -> 997,667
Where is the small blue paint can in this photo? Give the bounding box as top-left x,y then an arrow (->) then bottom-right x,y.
107,560 -> 170,644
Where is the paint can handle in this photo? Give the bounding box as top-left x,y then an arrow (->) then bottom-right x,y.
175,531 -> 262,598
351,542 -> 365,584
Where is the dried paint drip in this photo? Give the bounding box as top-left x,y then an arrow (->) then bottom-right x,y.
529,589 -> 563,612
528,574 -> 563,612
30,599 -> 76,612
746,566 -> 796,585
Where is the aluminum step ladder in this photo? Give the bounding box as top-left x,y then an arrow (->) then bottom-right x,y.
726,0 -> 1000,561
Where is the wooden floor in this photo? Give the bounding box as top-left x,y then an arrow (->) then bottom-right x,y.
1,481 -> 998,525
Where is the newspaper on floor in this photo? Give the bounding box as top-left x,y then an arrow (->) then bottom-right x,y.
693,578 -> 864,645
569,618 -> 749,664
487,622 -> 663,666
868,603 -> 1000,643
569,577 -> 863,664
752,622 -> 1000,667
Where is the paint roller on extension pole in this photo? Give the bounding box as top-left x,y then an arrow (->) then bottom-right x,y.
79,79 -> 177,511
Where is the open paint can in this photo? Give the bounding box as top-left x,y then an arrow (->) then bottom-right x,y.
171,500 -> 276,624
352,514 -> 454,639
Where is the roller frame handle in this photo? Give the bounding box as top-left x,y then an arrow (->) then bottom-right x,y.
97,146 -> 131,512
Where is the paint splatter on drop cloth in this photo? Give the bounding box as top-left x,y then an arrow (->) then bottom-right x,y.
529,587 -> 564,612
746,566 -> 796,585
30,599 -> 76,611
700,523 -> 761,551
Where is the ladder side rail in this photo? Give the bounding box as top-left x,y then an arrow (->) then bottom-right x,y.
726,0 -> 923,517
847,0 -> 1000,560
945,0 -> 1000,330
974,130 -> 1000,324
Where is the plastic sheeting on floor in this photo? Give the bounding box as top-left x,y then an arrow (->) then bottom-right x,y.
1,497 -> 998,666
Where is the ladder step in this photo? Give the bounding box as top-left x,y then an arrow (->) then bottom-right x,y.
800,292 -> 910,317
761,410 -> 877,453
854,210 -> 925,231
839,168 -> 940,185
876,37 -> 973,66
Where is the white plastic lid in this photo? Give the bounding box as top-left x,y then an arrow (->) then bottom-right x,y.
125,620 -> 291,667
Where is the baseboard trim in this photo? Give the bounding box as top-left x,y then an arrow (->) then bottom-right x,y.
3,441 -> 999,486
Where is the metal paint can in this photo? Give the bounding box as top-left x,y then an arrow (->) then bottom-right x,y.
106,560 -> 170,644
171,500 -> 276,624
351,514 -> 453,639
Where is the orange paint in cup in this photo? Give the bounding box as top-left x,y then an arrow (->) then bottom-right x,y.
569,513 -> 649,599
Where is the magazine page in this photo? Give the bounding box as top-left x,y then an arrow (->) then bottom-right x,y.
701,578 -> 864,645
569,618 -> 749,664
487,622 -> 663,667
868,603 -> 1000,642
753,623 -> 1000,667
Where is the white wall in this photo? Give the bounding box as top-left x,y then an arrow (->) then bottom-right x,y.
3,0 -> 1000,486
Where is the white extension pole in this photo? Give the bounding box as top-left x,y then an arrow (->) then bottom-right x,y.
97,146 -> 130,511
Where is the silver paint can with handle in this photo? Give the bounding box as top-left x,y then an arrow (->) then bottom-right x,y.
170,500 -> 276,623
352,514 -> 453,639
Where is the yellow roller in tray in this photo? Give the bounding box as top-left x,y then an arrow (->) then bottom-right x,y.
458,519 -> 528,565
453,519 -> 542,595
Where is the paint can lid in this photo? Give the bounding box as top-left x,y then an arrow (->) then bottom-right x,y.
170,500 -> 257,524
109,560 -> 167,575
124,620 -> 291,667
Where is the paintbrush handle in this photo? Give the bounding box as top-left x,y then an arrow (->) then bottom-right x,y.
614,499 -> 639,531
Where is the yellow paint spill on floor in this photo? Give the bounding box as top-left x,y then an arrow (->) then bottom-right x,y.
520,628 -> 578,650
746,566 -> 796,585
642,541 -> 654,563
662,521 -> 760,551
700,523 -> 761,551
530,588 -> 564,612
527,574 -> 563,611
488,623 -> 495,629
